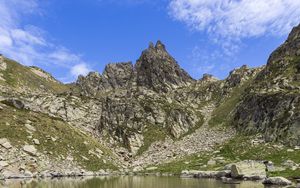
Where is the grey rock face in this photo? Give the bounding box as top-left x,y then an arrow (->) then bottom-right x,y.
233,23 -> 300,146
234,93 -> 300,145
102,62 -> 135,89
76,62 -> 135,96
263,177 -> 292,185
230,160 -> 266,180
135,41 -> 194,93
23,145 -> 37,156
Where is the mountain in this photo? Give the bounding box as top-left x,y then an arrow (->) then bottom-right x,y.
0,24 -> 300,178
233,24 -> 300,145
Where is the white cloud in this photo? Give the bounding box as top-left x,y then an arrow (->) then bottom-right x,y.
169,0 -> 300,74
0,0 -> 92,82
71,64 -> 91,77
169,0 -> 300,39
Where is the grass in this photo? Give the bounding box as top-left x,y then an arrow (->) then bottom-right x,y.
147,153 -> 213,174
136,125 -> 167,156
0,102 -> 118,171
209,78 -> 254,127
0,57 -> 69,93
147,134 -> 300,178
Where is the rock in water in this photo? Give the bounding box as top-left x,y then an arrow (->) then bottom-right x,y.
263,177 -> 292,185
231,160 -> 266,180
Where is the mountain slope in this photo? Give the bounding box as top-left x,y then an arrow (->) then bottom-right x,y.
0,55 -> 69,95
1,24 -> 300,177
233,24 -> 300,145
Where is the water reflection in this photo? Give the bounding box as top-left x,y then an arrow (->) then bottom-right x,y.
1,176 -> 267,188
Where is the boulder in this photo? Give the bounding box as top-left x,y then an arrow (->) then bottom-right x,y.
146,166 -> 158,171
207,159 -> 217,166
0,138 -> 12,149
3,99 -> 25,109
195,171 -> 230,178
133,166 -> 144,172
263,177 -> 292,185
25,124 -> 36,132
0,161 -> 9,170
231,160 -> 266,180
282,160 -> 298,169
23,145 -> 37,156
181,170 -> 230,178
33,139 -> 40,145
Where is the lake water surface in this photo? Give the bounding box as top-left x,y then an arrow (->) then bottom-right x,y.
2,176 -> 269,188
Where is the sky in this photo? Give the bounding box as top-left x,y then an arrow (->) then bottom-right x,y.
0,0 -> 300,82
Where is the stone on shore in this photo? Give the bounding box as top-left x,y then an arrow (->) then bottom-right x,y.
231,160 -> 266,180
180,170 -> 230,178
0,138 -> 12,149
263,177 -> 292,185
146,167 -> 158,171
23,145 -> 37,156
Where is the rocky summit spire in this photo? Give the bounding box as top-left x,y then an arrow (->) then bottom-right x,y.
135,41 -> 194,93
155,40 -> 166,51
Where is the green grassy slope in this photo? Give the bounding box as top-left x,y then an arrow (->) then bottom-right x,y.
0,101 -> 118,171
0,57 -> 69,93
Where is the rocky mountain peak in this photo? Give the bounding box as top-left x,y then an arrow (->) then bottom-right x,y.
155,40 -> 166,50
102,62 -> 135,89
200,74 -> 219,83
135,41 -> 194,92
287,23 -> 300,43
225,65 -> 260,88
76,62 -> 136,96
255,23 -> 300,85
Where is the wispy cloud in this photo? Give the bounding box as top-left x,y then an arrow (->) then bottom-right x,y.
71,64 -> 91,78
168,0 -> 300,77
168,0 -> 300,39
0,0 -> 91,82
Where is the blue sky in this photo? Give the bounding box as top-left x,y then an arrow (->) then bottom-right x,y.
0,0 -> 300,82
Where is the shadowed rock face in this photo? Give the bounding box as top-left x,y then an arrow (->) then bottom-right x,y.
135,41 -> 194,93
76,62 -> 135,96
102,62 -> 135,89
233,24 -> 300,145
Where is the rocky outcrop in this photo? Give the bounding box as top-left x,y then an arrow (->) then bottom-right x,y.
102,62 -> 135,89
76,62 -> 135,96
76,41 -> 194,95
0,55 -> 7,71
230,160 -> 266,180
181,170 -> 231,178
233,23 -> 300,146
135,41 -> 194,93
263,177 -> 292,185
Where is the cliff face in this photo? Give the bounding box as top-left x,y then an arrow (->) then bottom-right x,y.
135,41 -> 194,93
76,41 -> 194,95
233,24 -> 300,145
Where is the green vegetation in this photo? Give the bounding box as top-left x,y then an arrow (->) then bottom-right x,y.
209,79 -> 253,127
0,57 -> 69,93
137,125 -> 167,156
150,134 -> 300,178
0,103 -> 117,171
147,153 -> 213,174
